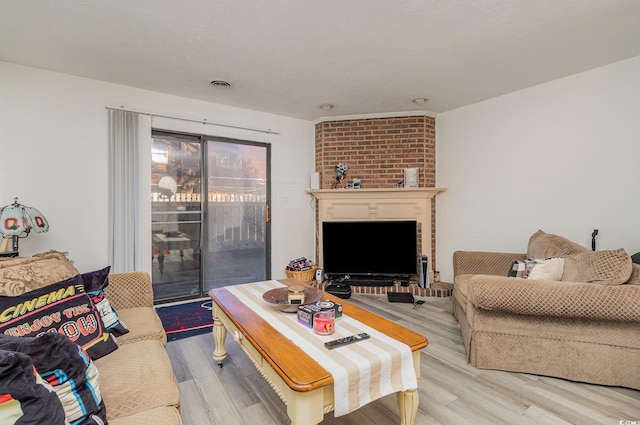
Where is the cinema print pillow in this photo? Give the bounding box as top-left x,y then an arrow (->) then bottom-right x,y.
0,275 -> 118,359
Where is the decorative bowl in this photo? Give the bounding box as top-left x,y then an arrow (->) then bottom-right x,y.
262,286 -> 323,313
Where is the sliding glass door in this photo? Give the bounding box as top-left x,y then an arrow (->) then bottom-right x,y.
151,132 -> 270,303
203,140 -> 269,292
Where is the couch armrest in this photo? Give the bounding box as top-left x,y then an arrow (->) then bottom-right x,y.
105,271 -> 155,310
453,251 -> 526,278
468,275 -> 640,322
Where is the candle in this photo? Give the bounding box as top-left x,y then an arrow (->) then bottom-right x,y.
313,311 -> 335,335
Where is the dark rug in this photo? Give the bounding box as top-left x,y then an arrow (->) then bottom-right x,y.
155,299 -> 214,342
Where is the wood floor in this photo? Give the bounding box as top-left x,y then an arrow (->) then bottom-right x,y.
166,294 -> 640,425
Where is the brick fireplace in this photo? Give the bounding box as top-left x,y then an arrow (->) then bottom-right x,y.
313,115 -> 451,297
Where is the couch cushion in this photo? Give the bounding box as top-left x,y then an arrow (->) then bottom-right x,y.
109,406 -> 182,425
453,274 -> 473,313
527,230 -> 589,259
626,264 -> 640,285
0,251 -> 79,297
94,339 -> 179,420
115,307 -> 167,346
562,248 -> 632,285
0,275 -> 118,359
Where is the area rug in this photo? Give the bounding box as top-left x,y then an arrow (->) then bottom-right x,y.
155,299 -> 214,342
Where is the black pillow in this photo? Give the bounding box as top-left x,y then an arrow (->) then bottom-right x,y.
0,333 -> 107,425
0,348 -> 67,424
80,266 -> 129,337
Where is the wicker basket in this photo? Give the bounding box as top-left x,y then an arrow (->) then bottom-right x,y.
284,266 -> 317,283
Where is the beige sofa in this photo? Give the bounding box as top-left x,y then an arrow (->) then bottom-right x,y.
0,252 -> 182,425
452,231 -> 640,390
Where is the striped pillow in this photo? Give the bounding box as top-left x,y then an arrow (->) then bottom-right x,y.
0,332 -> 107,425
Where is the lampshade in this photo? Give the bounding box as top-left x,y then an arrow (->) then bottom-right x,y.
0,197 -> 49,240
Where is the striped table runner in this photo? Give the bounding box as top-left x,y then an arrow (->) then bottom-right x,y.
225,280 -> 418,417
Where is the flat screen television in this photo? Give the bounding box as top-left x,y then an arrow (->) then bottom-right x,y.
321,220 -> 418,277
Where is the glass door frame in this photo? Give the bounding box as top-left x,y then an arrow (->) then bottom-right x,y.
202,135 -> 272,290
151,129 -> 271,303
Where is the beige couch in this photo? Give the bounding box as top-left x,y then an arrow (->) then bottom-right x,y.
0,252 -> 182,425
452,231 -> 640,390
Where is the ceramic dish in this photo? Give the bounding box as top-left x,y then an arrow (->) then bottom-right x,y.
262,286 -> 323,313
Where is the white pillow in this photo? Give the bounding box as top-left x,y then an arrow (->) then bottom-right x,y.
527,257 -> 564,281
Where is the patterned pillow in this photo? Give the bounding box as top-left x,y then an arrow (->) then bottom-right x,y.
0,251 -> 79,297
508,259 -> 536,278
0,275 -> 118,360
81,266 -> 129,337
508,258 -> 564,281
0,333 -> 106,425
0,349 -> 68,425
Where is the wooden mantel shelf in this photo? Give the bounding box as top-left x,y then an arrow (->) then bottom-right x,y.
306,187 -> 446,199
306,187 -> 446,277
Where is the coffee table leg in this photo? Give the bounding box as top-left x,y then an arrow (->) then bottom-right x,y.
286,388 -> 324,425
212,305 -> 227,367
397,388 -> 418,425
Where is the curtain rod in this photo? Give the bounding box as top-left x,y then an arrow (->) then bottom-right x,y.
105,105 -> 280,135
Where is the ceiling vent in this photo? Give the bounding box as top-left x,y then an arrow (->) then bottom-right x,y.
210,80 -> 232,88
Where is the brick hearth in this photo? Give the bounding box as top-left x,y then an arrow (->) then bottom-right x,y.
310,281 -> 453,298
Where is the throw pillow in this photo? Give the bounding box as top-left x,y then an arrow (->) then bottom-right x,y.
527,230 -> 590,259
508,259 -> 536,278
0,275 -> 118,359
81,266 -> 129,337
562,248 -> 633,285
0,349 -> 68,425
0,333 -> 106,425
508,257 -> 564,281
0,251 -> 79,297
527,257 -> 564,281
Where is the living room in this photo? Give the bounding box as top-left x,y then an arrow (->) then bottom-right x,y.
1,2 -> 639,424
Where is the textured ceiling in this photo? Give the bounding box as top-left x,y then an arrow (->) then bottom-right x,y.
1,1 -> 640,121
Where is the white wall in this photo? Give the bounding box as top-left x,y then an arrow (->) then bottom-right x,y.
436,55 -> 640,282
0,62 -> 317,276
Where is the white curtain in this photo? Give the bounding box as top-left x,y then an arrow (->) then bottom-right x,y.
108,110 -> 151,273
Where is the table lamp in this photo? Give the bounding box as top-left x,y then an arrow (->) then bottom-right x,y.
0,197 -> 49,253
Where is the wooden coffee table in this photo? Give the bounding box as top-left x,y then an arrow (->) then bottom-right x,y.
209,278 -> 428,425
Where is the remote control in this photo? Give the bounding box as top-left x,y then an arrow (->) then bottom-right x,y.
324,333 -> 370,349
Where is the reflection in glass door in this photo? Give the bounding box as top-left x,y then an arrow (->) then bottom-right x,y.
151,132 -> 270,303
203,139 -> 269,293
151,136 -> 202,302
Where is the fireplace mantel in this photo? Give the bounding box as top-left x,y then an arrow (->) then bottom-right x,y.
306,187 -> 446,277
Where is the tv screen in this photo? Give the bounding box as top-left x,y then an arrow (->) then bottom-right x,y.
321,220 -> 418,276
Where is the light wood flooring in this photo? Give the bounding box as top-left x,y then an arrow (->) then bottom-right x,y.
166,294 -> 640,425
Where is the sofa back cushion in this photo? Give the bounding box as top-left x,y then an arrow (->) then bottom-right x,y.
562,248 -> 633,285
527,230 -> 589,259
627,264 -> 640,285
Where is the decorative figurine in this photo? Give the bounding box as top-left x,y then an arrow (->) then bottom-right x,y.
332,162 -> 349,189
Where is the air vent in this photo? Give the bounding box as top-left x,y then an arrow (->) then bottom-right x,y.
210,80 -> 232,88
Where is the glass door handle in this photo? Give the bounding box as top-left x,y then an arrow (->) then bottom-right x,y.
265,204 -> 270,223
